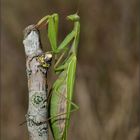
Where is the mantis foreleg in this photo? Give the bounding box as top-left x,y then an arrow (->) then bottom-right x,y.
36,14 -> 78,55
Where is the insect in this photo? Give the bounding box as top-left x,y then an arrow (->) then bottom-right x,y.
36,13 -> 80,140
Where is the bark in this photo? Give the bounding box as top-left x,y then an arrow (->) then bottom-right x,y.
23,25 -> 52,140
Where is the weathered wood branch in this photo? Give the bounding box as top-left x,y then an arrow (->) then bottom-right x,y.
23,25 -> 52,140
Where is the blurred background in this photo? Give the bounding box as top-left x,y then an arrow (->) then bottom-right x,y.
1,0 -> 139,140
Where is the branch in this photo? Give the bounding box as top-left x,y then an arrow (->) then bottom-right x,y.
23,25 -> 52,140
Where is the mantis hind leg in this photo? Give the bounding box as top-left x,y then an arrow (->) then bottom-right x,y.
55,92 -> 79,140
46,89 -> 79,122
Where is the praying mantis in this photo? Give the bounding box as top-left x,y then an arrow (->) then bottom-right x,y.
37,13 -> 80,140
48,14 -> 80,140
26,13 -> 80,140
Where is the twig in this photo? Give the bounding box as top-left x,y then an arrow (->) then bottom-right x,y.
23,25 -> 52,140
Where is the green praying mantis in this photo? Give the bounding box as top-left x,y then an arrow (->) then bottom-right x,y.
35,13 -> 80,140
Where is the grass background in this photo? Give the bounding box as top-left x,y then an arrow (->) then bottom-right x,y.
1,0 -> 139,140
